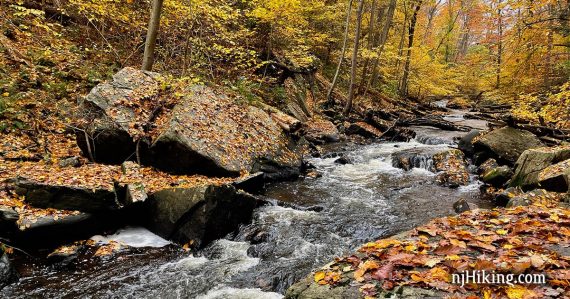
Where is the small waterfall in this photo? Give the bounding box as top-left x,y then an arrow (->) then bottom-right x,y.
414,134 -> 449,145
392,152 -> 435,172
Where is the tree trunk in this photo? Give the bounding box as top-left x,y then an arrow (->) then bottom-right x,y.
357,0 -> 381,94
327,0 -> 354,105
343,0 -> 366,116
142,0 -> 164,71
366,0 -> 397,92
496,0 -> 503,88
399,0 -> 422,97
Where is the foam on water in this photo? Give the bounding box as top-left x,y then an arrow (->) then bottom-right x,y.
90,227 -> 171,248
196,287 -> 283,299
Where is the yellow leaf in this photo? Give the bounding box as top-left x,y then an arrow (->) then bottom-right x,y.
505,285 -> 535,299
496,229 -> 508,235
2,92 -> 8,97
445,255 -> 461,261
314,271 -> 325,282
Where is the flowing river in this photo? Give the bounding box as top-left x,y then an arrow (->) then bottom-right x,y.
3,110 -> 491,298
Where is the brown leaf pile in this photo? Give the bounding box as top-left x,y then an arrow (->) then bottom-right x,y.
315,204 -> 570,298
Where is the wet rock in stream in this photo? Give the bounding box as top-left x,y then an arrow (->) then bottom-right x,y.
145,185 -> 258,248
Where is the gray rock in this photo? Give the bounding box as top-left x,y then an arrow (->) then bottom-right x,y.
0,249 -> 17,290
2,207 -> 125,249
58,157 -> 82,168
495,187 -> 524,207
505,189 -> 562,208
458,129 -> 481,155
536,159 -> 570,193
232,172 -> 265,194
392,148 -> 444,171
510,145 -> 570,191
453,199 -> 471,213
13,178 -> 121,213
481,165 -> 513,187
285,276 -> 360,299
473,127 -> 543,164
478,158 -> 499,175
76,67 -> 161,164
334,156 -> 352,165
77,67 -> 303,178
146,184 -> 257,248
433,149 -> 470,187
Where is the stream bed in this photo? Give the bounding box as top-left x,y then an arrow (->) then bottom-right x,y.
2,113 -> 492,299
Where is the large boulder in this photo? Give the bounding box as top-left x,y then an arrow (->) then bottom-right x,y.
77,67 -> 303,178
473,127 -> 543,164
145,184 -> 258,248
510,145 -> 570,191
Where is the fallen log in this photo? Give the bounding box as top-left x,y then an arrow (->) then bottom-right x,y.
398,117 -> 471,132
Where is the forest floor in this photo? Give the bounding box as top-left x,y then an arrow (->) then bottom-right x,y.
308,199 -> 570,298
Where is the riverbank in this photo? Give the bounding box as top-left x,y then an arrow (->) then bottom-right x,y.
287,128 -> 570,298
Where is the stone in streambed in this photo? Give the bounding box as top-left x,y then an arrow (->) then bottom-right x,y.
478,158 -> 499,175
0,247 -> 18,290
453,199 -> 470,213
0,204 -> 125,249
304,118 -> 340,144
145,184 -> 258,248
536,159 -> 570,193
232,172 -> 265,194
458,129 -> 481,156
433,149 -> 470,187
473,127 -> 543,164
505,189 -> 565,208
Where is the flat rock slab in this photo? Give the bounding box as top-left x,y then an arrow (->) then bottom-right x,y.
12,178 -> 121,213
0,204 -> 125,249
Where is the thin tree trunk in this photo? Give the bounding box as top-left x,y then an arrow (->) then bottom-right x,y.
399,0 -> 422,97
367,0 -> 397,92
327,0 -> 354,105
142,0 -> 164,71
357,0 -> 381,94
343,0 -> 365,116
496,0 -> 503,88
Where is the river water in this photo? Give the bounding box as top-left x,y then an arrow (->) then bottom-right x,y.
3,111 -> 491,298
